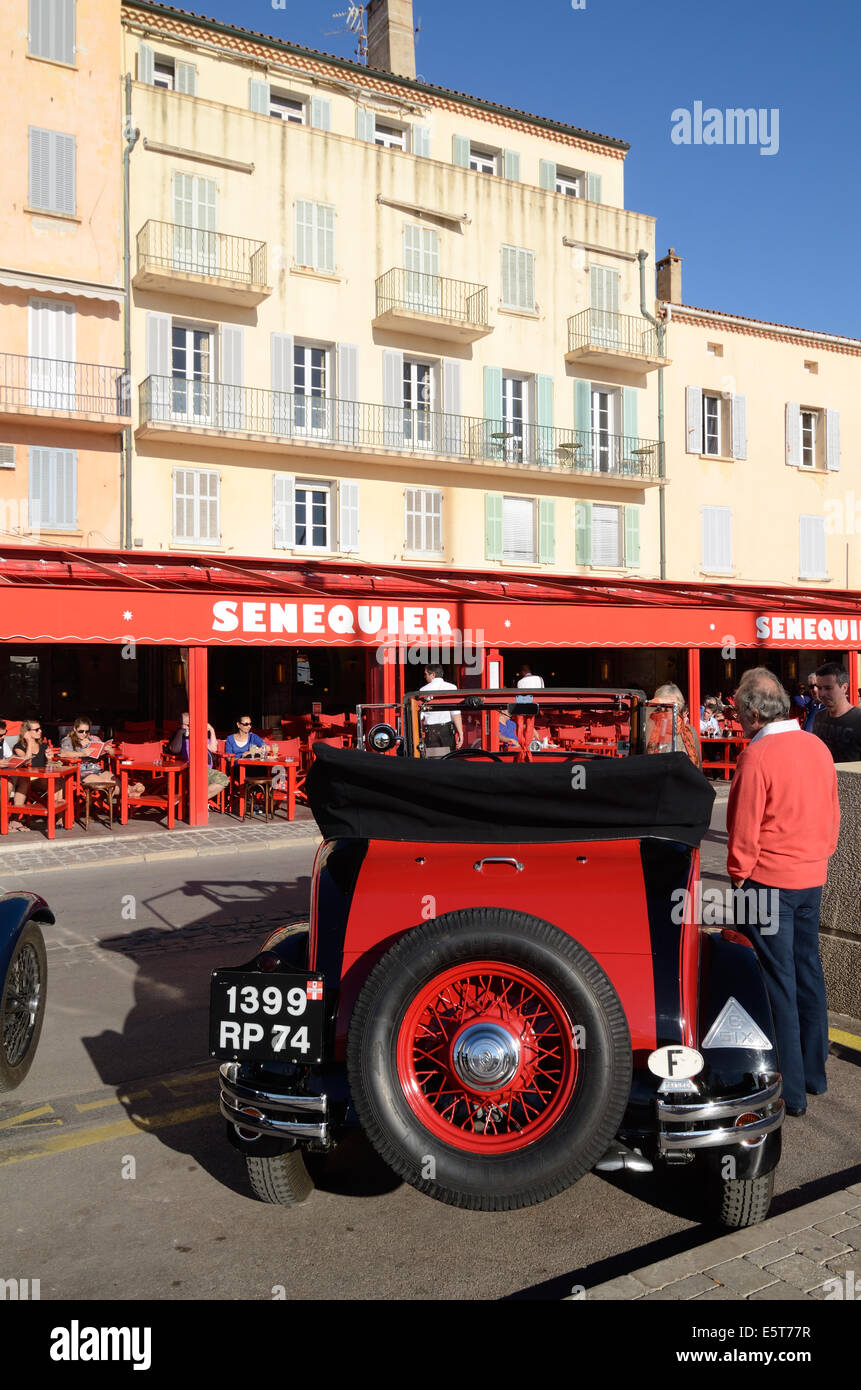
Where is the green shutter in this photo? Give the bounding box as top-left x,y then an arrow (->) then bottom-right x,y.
483,366 -> 502,423
539,159 -> 556,190
176,62 -> 197,95
575,500 -> 592,565
622,387 -> 638,442
485,494 -> 503,561
586,172 -> 602,202
539,499 -> 555,563
503,149 -> 521,181
249,78 -> 269,113
625,507 -> 640,568
537,374 -> 554,466
356,109 -> 375,141
452,134 -> 470,167
574,378 -> 591,434
311,97 -> 331,130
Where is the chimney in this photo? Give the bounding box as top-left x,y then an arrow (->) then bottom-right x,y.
366,0 -> 416,79
657,248 -> 682,304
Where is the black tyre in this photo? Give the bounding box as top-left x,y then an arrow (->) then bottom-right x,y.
0,922 -> 48,1093
717,1170 -> 775,1228
347,908 -> 632,1211
246,1149 -> 315,1206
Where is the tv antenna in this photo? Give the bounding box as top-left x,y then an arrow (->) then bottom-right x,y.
327,4 -> 368,61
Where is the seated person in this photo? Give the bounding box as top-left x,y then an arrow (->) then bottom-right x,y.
645,685 -> 701,767
61,716 -> 143,796
170,711 -> 229,798
700,698 -> 722,738
8,719 -> 62,829
225,716 -> 286,792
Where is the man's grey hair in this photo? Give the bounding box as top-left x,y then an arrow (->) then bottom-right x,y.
735,667 -> 790,723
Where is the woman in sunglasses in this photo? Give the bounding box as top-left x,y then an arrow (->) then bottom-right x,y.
60,717 -> 144,797
8,719 -> 63,830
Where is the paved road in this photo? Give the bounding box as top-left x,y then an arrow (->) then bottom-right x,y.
1,837 -> 860,1301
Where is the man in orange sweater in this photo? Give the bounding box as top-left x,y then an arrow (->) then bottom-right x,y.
727,668 -> 840,1116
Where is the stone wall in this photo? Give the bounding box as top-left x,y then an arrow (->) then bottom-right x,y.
820,765 -> 861,1018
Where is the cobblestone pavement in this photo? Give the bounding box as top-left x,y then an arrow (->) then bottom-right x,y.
576,1185 -> 861,1301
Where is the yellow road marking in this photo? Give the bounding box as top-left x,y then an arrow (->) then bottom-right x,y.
829,1027 -> 861,1052
0,1101 -> 213,1166
75,1088 -> 152,1112
0,1103 -> 60,1130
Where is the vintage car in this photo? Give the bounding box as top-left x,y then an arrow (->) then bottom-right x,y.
0,891 -> 51,1092
210,689 -> 784,1227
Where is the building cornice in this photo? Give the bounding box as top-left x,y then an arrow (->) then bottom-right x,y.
663,303 -> 861,357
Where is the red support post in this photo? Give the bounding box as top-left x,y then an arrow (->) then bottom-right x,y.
848,650 -> 860,706
687,647 -> 701,731
187,645 -> 209,826
484,647 -> 502,688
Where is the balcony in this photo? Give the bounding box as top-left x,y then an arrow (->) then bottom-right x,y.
134,222 -> 271,306
0,354 -> 130,432
137,377 -> 660,486
373,268 -> 492,343
566,310 -> 670,372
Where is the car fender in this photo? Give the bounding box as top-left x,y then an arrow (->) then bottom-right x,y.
0,892 -> 54,980
696,926 -> 779,1093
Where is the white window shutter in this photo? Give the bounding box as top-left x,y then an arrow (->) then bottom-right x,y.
731,394 -> 747,460
685,386 -> 703,453
826,408 -> 841,471
339,481 -> 359,553
29,128 -> 50,208
311,97 -> 331,130
137,42 -> 154,84
785,401 -> 801,467
221,325 -> 244,429
413,125 -> 431,157
317,204 -> 335,273
452,134 -> 470,167
539,159 -> 556,190
249,78 -> 270,113
145,312 -> 170,415
337,342 -> 359,439
587,172 -> 602,202
521,249 -> 534,310
271,333 -> 293,391
294,200 -> 313,266
55,132 -> 75,214
429,490 -> 442,552
800,515 -> 826,579
356,108 -> 375,141
503,149 -> 520,181
501,246 -> 514,306
702,506 -> 731,571
443,359 -> 462,455
383,348 -> 403,447
404,487 -> 417,551
176,61 -> 197,95
273,475 -> 295,549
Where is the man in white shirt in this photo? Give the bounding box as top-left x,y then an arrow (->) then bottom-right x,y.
420,666 -> 463,759
515,663 -> 544,705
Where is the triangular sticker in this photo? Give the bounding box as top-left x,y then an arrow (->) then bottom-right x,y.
702,997 -> 773,1050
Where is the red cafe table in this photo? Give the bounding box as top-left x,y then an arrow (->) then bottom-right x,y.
700,733 -> 750,781
111,756 -> 188,827
0,763 -> 77,839
230,757 -> 297,821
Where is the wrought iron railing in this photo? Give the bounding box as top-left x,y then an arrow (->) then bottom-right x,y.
136,221 -> 268,287
568,309 -> 661,359
0,354 -> 129,415
139,377 -> 661,479
375,268 -> 490,327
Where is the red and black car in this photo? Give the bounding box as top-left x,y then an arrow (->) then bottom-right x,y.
210,689 -> 784,1227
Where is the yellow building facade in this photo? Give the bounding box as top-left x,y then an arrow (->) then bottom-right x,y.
0,0 -> 127,550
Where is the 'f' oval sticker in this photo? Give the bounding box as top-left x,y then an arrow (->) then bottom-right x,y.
647,1045 -> 704,1080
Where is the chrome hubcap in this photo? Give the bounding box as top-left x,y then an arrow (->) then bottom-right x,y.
452,1022 -> 520,1091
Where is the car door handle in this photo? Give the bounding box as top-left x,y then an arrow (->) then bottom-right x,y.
473,857 -> 523,873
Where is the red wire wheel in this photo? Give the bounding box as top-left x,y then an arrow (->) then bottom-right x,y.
396,960 -> 578,1153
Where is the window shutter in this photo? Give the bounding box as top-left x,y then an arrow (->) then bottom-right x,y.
800,515 -> 826,579
294,200 -> 313,266
55,132 -> 75,214
0,445 -> 15,469
574,378 -> 591,434
503,149 -> 521,181
59,0 -> 76,64
413,125 -> 431,157
537,374 -> 554,466
592,505 -> 621,567
271,332 -> 293,435
28,128 -> 50,209
731,394 -> 747,460
686,386 -> 703,453
404,487 -> 418,551
339,481 -> 360,553
249,78 -> 270,113
175,61 -> 197,95
443,359 -> 462,455
311,97 -> 331,130
625,506 -> 640,568
826,408 -> 841,471
622,387 -> 638,442
500,246 -> 514,307
30,0 -> 75,64
429,490 -> 442,553
383,348 -> 404,447
503,498 -> 535,562
317,204 -> 335,273
145,311 -> 170,415
485,494 -> 503,561
520,249 -> 535,310
221,325 -> 244,429
273,474 -> 295,549
785,401 -> 801,467
590,265 -> 620,314
483,366 -> 503,445
29,446 -> 76,529
702,506 -> 732,571
539,159 -> 556,190
538,499 -> 555,563
337,342 -> 358,440
204,469 -> 220,543
356,108 -> 375,141
29,0 -> 47,58
137,41 -> 154,84
452,134 -> 470,167
586,172 -> 602,202
575,500 -> 592,565
173,468 -> 187,540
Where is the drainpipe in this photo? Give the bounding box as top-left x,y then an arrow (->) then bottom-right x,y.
122,74 -> 140,550
637,249 -> 666,580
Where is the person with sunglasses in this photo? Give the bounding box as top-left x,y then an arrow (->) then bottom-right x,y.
8,718 -> 62,830
60,717 -> 143,797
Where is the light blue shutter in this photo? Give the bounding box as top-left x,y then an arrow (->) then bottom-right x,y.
504,150 -> 521,181
273,475 -> 295,549
452,134 -> 470,167
785,401 -> 801,467
311,97 -> 331,130
483,365 -> 502,457
586,172 -> 602,202
485,494 -> 503,561
221,325 -> 244,429
624,506 -> 640,568
339,482 -> 360,553
574,378 -> 591,435
538,499 -> 555,563
145,311 -> 170,416
137,42 -> 154,84
575,500 -> 592,564
826,409 -> 841,471
539,159 -> 556,190
249,77 -> 269,112
413,125 -> 431,157
383,348 -> 403,446
356,109 -> 376,141
176,62 -> 197,95
731,394 -> 747,460
337,342 -> 358,441
443,359 -> 462,455
622,387 -> 638,444
271,332 -> 293,434
686,386 -> 703,453
537,374 -> 554,466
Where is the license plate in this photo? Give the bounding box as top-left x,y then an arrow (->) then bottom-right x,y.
209,970 -> 325,1063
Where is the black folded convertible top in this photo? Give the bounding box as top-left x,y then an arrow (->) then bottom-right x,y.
306,746 -> 715,846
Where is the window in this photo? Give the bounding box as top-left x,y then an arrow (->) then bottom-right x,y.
801,410 -> 818,468
575,501 -> 639,568
292,343 -> 330,435
375,121 -> 407,150
703,393 -> 721,456
28,127 -> 75,214
269,90 -> 305,122
500,246 -> 535,312
556,167 -> 583,197
786,402 -> 838,470
29,298 -> 76,408
591,504 -> 623,567
800,515 -> 827,580
589,265 -> 620,347
153,59 -> 174,89
273,476 -> 357,552
686,387 -> 746,459
29,0 -> 75,65
701,506 -> 732,572
295,481 -> 332,550
170,324 -> 212,424
403,224 -> 441,313
591,386 -> 620,472
469,145 -> 498,175
501,374 -> 529,462
502,496 -> 536,563
138,45 -> 197,93
173,468 -> 219,544
172,173 -> 217,274
403,358 -> 436,447
295,200 -> 335,273
0,446 -> 15,469
405,487 -> 442,555
29,446 -> 76,530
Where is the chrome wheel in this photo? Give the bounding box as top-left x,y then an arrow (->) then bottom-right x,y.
2,943 -> 41,1067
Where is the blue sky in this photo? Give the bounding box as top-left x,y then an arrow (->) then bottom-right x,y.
202,0 -> 861,336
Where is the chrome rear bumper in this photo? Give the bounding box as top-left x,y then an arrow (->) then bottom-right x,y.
219,1062 -> 329,1143
656,1079 -> 784,1153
